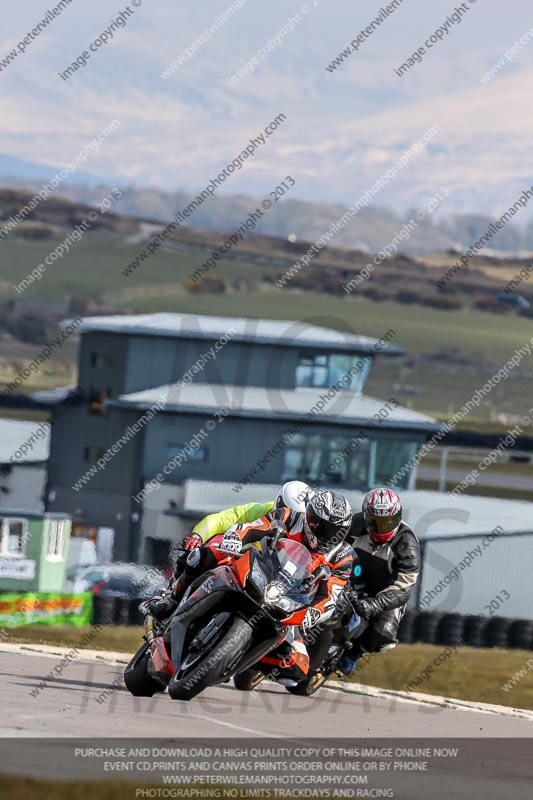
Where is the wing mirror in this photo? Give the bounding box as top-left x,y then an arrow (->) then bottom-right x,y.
314,564 -> 332,582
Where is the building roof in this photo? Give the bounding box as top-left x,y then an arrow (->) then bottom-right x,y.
176,480 -> 533,539
69,313 -> 404,355
0,385 -> 79,412
0,508 -> 70,520
0,419 -> 50,465
110,382 -> 438,432
30,386 -> 79,406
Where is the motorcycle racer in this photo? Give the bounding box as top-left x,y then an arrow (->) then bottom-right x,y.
339,487 -> 420,674
186,480 -> 315,550
148,481 -> 315,621
252,490 -> 356,686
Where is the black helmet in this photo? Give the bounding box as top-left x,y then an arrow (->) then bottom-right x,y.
303,491 -> 352,554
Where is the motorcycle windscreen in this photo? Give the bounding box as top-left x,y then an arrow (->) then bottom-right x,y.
275,539 -> 313,586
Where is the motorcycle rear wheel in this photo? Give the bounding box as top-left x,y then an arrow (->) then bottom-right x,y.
168,616 -> 253,701
124,643 -> 167,697
285,672 -> 327,697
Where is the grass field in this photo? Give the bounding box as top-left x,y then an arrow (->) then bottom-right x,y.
116,286 -> 533,366
0,778 -> 268,800
0,237 -> 270,301
2,237 -> 533,365
3,625 -> 532,710
3,234 -> 533,471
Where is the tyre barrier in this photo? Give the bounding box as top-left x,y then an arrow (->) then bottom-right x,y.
399,611 -> 532,650
92,595 -> 145,626
91,596 -> 533,651
462,615 -> 487,648
509,619 -> 533,650
92,595 -> 116,626
415,611 -> 443,645
436,613 -> 465,646
397,611 -> 417,644
129,598 -> 146,627
485,616 -> 511,649
115,597 -> 131,626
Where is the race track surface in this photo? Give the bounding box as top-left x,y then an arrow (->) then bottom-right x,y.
0,650 -> 531,739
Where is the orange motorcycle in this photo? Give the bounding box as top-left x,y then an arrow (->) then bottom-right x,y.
124,523 -> 328,701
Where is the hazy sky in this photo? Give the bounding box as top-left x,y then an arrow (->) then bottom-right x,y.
1,0 -> 533,216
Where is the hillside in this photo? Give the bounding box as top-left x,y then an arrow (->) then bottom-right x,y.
5,180 -> 533,257
2,187 -> 533,422
3,187 -> 533,319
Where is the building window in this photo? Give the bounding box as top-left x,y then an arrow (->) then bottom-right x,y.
166,444 -> 209,463
296,355 -> 328,388
84,446 -> 107,462
88,387 -> 111,414
295,354 -> 372,393
0,518 -> 28,557
282,433 -> 420,490
371,439 -> 419,489
90,353 -> 114,368
48,520 -> 66,559
72,524 -> 98,542
282,433 -> 370,489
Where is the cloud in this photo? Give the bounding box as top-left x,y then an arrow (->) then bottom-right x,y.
1,0 -> 533,215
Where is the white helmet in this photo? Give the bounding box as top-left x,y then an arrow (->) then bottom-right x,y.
275,481 -> 315,513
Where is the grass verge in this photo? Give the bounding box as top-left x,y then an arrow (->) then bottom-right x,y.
0,778 -> 256,800
0,777 -> 140,800
1,624 -> 139,653
344,642 -> 533,710
3,625 -> 532,710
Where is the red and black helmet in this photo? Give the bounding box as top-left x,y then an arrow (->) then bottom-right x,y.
363,488 -> 402,544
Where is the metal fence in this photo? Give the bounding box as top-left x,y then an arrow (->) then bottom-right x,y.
412,530 -> 532,618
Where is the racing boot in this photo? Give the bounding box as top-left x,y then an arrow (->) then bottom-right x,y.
338,640 -> 363,676
147,578 -> 185,621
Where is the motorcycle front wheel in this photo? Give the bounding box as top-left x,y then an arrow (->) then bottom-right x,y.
124,643 -> 167,697
168,616 -> 253,701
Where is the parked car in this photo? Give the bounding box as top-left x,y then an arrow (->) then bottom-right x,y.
65,562 -> 165,598
498,292 -> 530,310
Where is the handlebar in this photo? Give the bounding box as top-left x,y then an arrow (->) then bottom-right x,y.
268,519 -> 287,553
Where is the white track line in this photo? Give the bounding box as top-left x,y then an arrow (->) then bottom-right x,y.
187,710 -> 273,737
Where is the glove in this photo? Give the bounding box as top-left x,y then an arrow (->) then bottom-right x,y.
353,598 -> 381,619
183,533 -> 202,551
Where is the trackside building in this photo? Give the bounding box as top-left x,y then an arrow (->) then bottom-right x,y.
42,312 -> 439,562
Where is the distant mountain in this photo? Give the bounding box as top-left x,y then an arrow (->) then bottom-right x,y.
0,154 -> 113,188
3,187 -> 533,331
4,178 -> 532,257
0,187 -> 140,239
